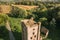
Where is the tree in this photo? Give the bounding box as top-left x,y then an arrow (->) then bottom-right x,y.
0,14 -> 15,40
9,6 -> 27,18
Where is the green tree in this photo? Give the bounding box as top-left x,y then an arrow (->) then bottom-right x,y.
9,6 -> 27,18
0,14 -> 15,40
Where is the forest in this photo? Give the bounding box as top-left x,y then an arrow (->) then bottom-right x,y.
0,1 -> 60,40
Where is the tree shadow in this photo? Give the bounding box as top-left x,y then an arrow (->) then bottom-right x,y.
0,26 -> 22,40
12,31 -> 22,40
0,26 -> 10,40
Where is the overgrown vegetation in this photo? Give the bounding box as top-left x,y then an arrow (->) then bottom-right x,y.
0,1 -> 60,40
8,6 -> 27,18
0,14 -> 9,40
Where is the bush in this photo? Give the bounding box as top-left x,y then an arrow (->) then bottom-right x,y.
9,6 -> 27,18
0,26 -> 9,40
0,14 -> 9,24
0,14 -> 9,40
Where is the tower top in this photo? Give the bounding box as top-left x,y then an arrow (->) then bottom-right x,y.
21,17 -> 41,27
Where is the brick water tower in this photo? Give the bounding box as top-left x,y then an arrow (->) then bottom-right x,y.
21,18 -> 41,40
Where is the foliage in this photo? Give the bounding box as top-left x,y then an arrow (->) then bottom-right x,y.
0,14 -> 9,40
0,2 -> 60,40
9,17 -> 22,40
0,14 -> 9,24
0,26 -> 9,40
9,6 -> 27,18
0,16 -> 22,40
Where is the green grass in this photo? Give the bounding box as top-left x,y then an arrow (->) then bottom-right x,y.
9,17 -> 23,40
0,17 -> 23,40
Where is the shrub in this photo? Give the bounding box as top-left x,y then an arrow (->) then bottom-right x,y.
9,6 -> 27,18
9,17 -> 22,40
0,14 -> 9,40
0,14 -> 9,24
